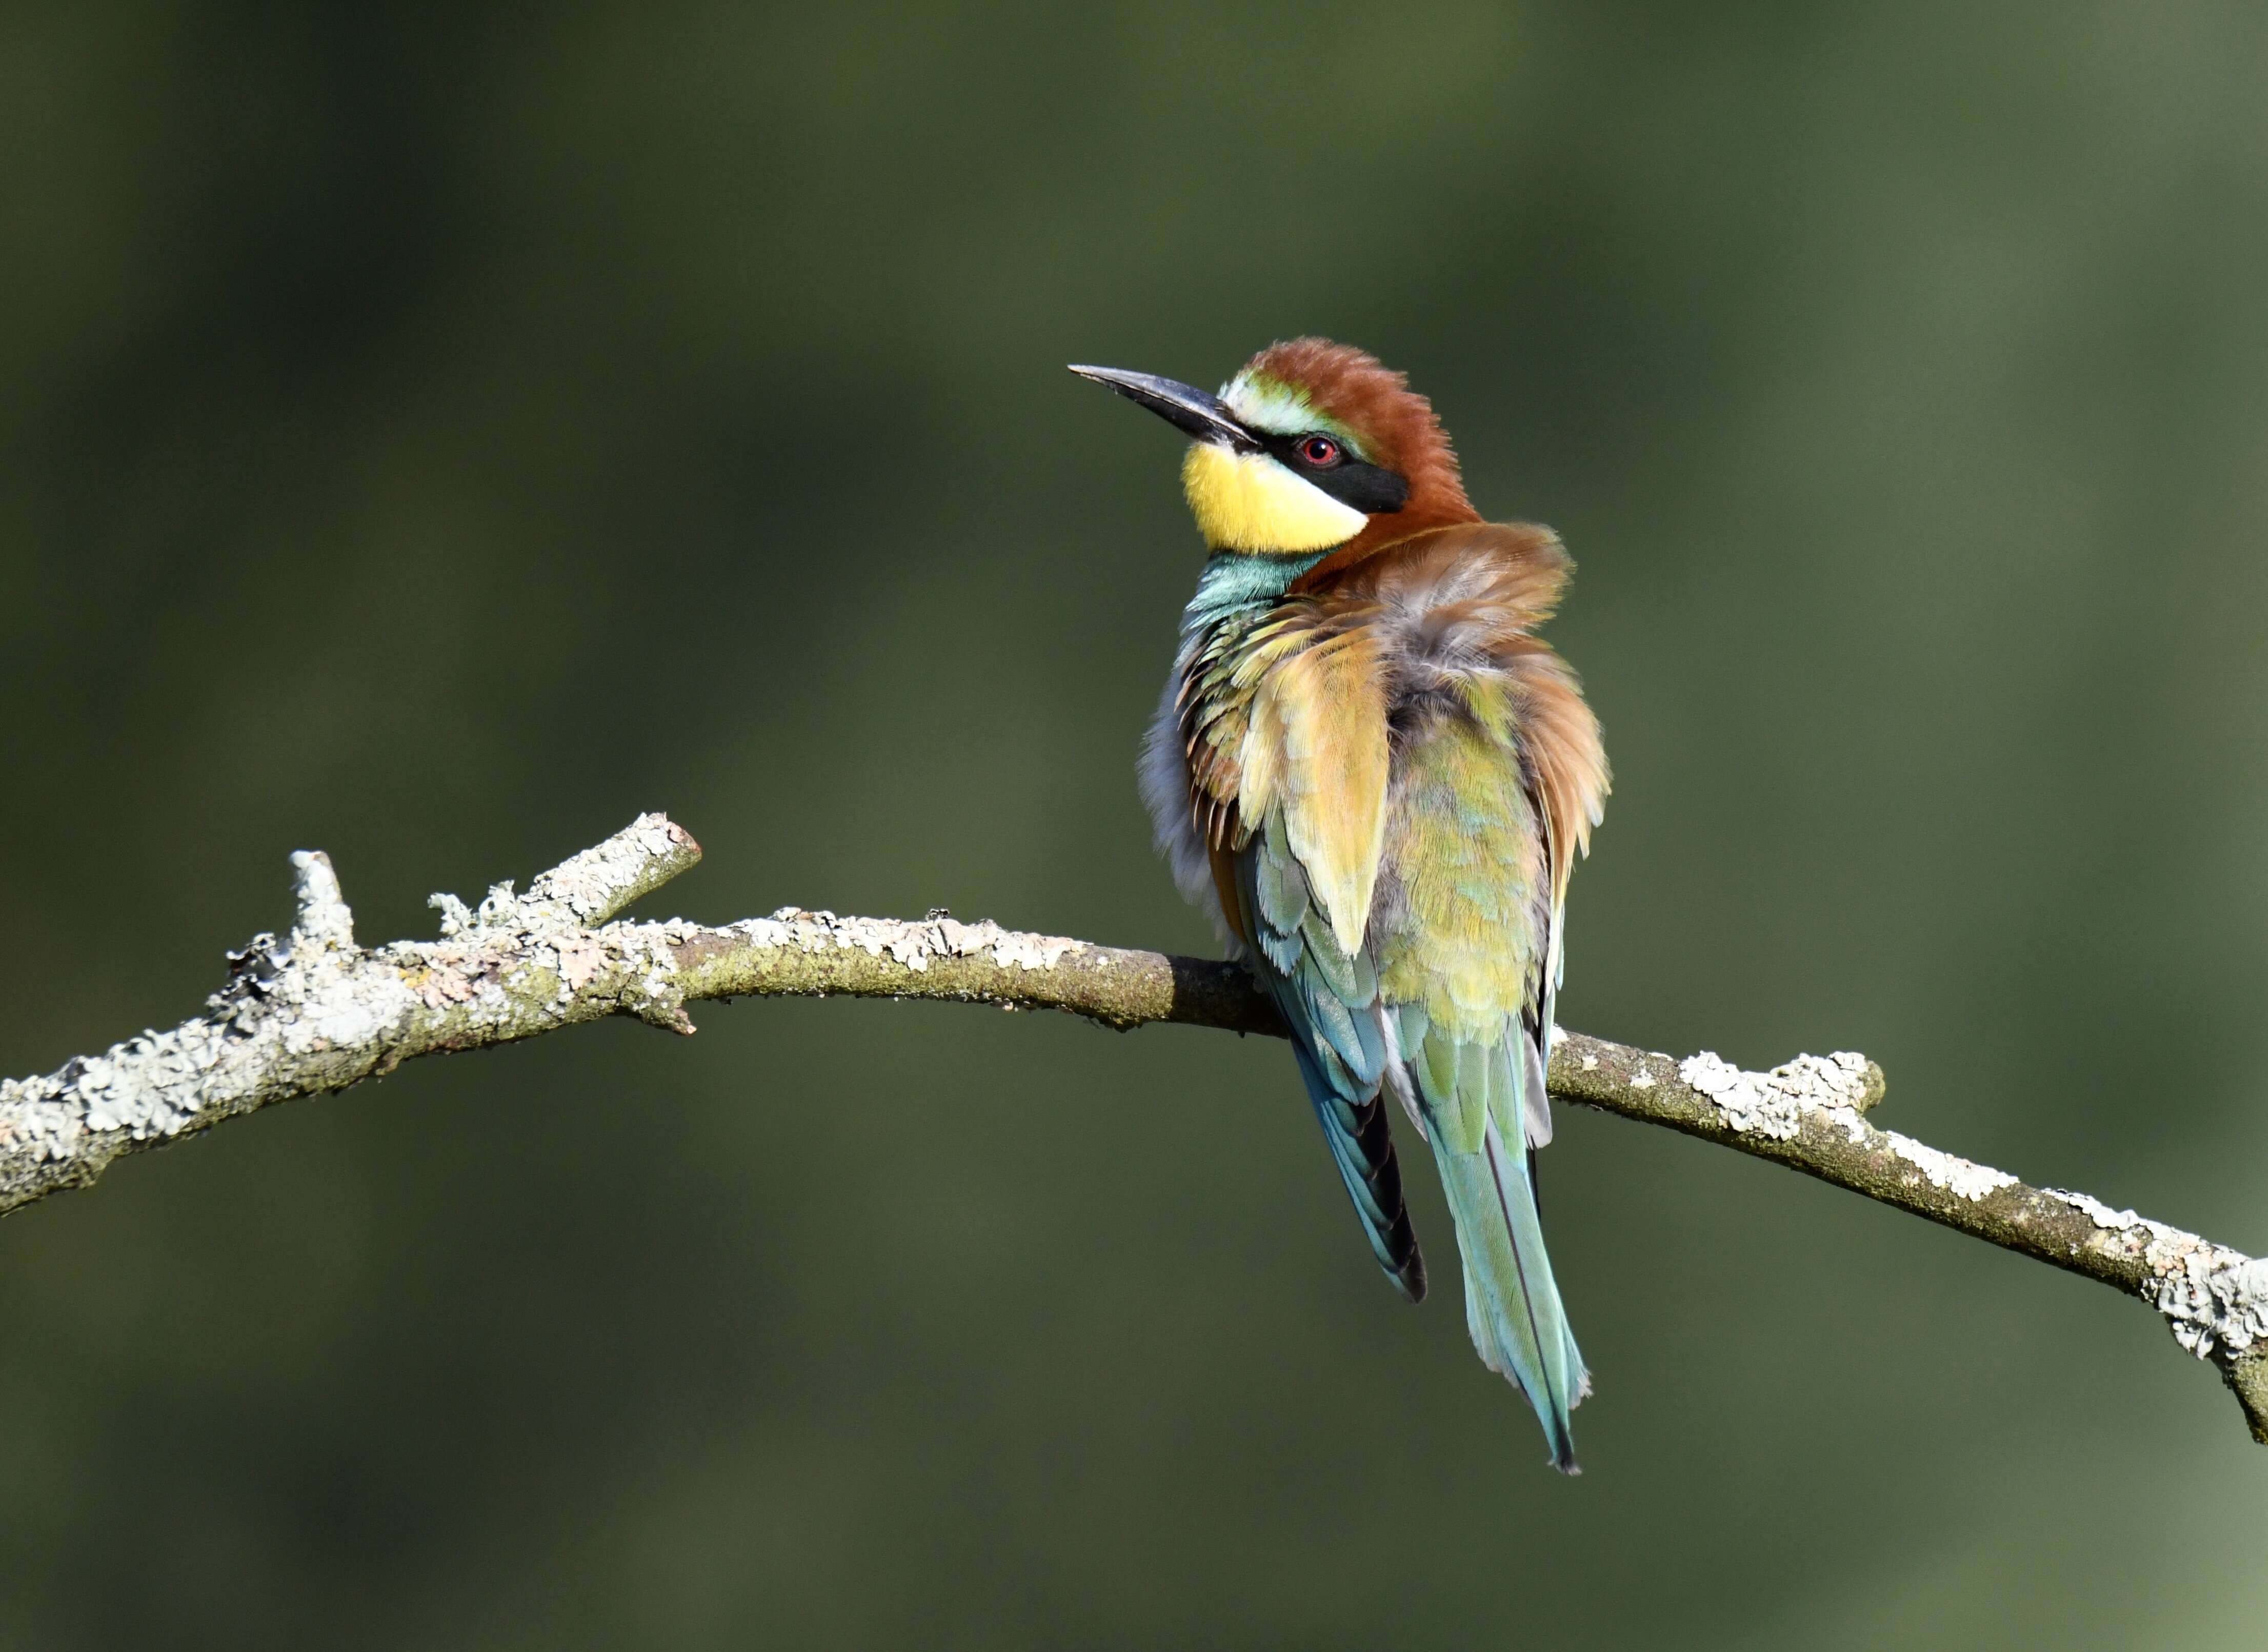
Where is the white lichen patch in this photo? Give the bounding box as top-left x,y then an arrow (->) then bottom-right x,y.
0,1017 -> 232,1159
2150,1239 -> 2268,1359
289,850 -> 356,951
1678,1050 -> 1875,1140
553,935 -> 609,993
2040,1189 -> 2268,1360
0,898 -> 426,1176
2049,1188 -> 2143,1231
278,971 -> 408,1055
738,909 -> 1082,974
1881,1131 -> 2019,1202
1679,1053 -> 1798,1138
523,813 -> 695,923
985,926 -> 1085,971
400,934 -> 515,1010
0,814 -> 719,1208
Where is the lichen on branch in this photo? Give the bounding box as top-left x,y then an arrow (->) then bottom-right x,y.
2,814 -> 2261,1444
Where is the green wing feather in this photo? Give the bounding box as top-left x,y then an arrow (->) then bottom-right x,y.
1376,696 -> 1588,1471
1239,808 -> 1427,1302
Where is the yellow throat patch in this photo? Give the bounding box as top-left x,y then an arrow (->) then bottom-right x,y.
1181,442 -> 1367,553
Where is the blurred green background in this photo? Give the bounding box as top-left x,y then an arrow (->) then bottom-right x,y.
3,2 -> 2265,1645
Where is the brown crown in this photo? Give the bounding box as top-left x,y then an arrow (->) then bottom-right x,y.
1242,339 -> 1481,588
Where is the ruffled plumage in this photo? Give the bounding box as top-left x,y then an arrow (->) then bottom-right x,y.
1141,343 -> 1609,1469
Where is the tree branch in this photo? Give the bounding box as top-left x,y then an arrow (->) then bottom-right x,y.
6,814 -> 2263,1443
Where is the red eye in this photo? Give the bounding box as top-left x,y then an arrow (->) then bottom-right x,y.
1298,435 -> 1341,466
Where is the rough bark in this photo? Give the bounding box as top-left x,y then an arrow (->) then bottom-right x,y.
6,814 -> 2262,1443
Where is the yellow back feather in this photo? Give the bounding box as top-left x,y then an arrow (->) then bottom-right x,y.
1238,630 -> 1389,953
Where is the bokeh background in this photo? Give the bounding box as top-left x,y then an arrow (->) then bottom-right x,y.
3,3 -> 2266,1645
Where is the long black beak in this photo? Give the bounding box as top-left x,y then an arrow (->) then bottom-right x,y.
1068,365 -> 1259,451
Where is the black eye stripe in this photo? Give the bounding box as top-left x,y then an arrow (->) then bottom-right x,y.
1260,431 -> 1410,515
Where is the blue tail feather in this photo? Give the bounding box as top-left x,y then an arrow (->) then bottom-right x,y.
1281,999 -> 1428,1303
1410,1028 -> 1586,1472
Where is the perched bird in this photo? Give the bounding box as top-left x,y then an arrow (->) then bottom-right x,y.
1072,341 -> 1609,1471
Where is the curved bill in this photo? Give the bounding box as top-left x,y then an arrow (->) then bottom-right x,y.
1068,365 -> 1258,451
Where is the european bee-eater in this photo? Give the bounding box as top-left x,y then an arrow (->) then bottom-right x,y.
1074,340 -> 1609,1471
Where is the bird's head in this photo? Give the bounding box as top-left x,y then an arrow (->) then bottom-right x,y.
1072,338 -> 1476,571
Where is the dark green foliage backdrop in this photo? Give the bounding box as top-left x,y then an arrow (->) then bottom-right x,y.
3,3 -> 2264,1644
